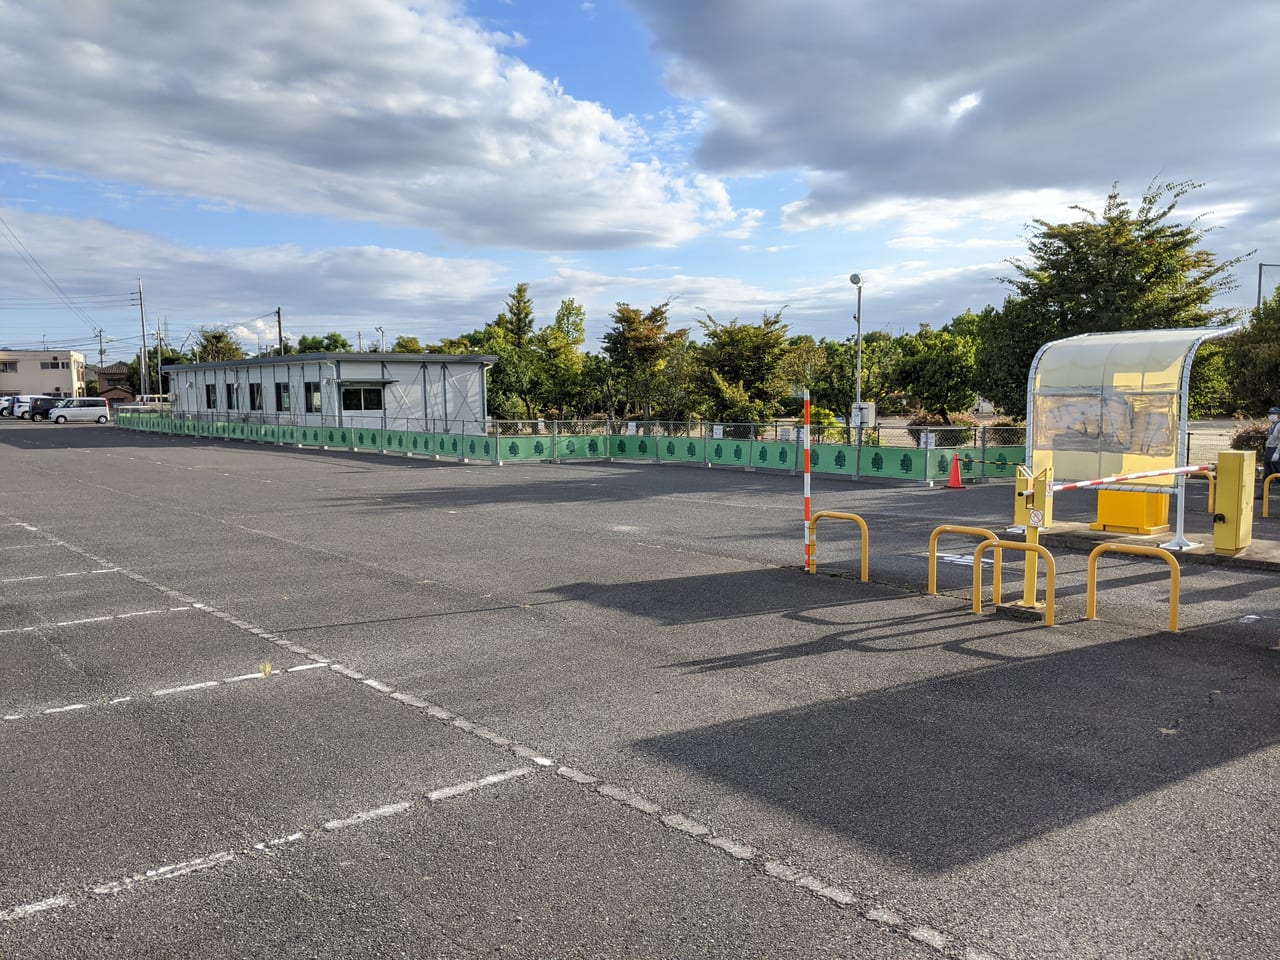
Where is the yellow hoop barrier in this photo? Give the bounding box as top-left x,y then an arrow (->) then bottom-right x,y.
1193,470 -> 1215,514
1086,543 -> 1180,632
807,511 -> 869,582
927,525 -> 1000,596
972,539 -> 1056,626
1263,473 -> 1280,518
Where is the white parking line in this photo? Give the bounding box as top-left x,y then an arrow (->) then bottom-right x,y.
1,513 -> 1001,958
0,568 -> 120,584
0,606 -> 193,636
2,664 -> 329,725
2,766 -> 536,921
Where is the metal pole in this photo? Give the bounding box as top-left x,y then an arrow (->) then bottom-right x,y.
803,388 -> 812,571
855,283 -> 863,411
137,278 -> 149,397
277,307 -> 284,356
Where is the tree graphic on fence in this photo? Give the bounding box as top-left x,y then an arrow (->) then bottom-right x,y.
899,454 -> 913,473
870,451 -> 883,471
937,454 -> 950,475
687,442 -> 696,458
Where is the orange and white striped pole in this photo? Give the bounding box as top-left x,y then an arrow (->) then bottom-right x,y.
803,389 -> 813,572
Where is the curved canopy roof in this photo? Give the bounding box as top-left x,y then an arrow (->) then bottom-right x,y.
1027,326 -> 1238,481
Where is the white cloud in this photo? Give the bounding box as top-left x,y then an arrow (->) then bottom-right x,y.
0,0 -> 734,249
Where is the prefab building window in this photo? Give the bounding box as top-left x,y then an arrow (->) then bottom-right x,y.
304,381 -> 322,413
341,387 -> 383,411
225,383 -> 238,410
205,384 -> 217,409
275,383 -> 291,412
249,383 -> 264,411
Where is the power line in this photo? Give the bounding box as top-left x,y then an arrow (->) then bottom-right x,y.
0,211 -> 101,334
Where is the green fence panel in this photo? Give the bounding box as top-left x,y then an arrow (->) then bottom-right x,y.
499,436 -> 548,461
859,445 -> 926,481
609,434 -> 655,459
402,431 -> 429,454
979,446 -> 1023,479
751,440 -> 795,470
554,434 -> 601,460
706,438 -> 750,467
461,435 -> 491,459
809,443 -> 858,477
352,427 -> 382,450
926,449 -> 956,483
656,436 -> 705,463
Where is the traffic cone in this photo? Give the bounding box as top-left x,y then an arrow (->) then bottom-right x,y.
947,453 -> 965,489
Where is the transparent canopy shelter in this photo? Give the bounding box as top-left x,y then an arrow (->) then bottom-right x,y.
1026,326 -> 1239,544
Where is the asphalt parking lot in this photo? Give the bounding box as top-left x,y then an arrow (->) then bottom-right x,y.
2,419 -> 1278,960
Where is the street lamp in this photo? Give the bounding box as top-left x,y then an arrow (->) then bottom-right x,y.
849,273 -> 863,423
375,326 -> 385,352
1258,263 -> 1280,312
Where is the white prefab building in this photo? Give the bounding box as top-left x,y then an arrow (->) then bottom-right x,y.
163,353 -> 497,433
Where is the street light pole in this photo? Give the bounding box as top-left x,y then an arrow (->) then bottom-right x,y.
849,273 -> 863,414
1258,263 -> 1280,312
375,326 -> 385,352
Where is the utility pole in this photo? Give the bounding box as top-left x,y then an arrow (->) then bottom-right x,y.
276,307 -> 284,356
96,329 -> 106,368
357,330 -> 362,351
137,278 -> 150,396
155,326 -> 168,396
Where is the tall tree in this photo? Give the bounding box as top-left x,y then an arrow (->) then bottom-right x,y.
601,300 -> 687,418
885,324 -> 977,421
390,335 -> 425,353
193,328 -> 246,362
1226,285 -> 1280,414
695,309 -> 790,423
532,298 -> 588,417
978,180 -> 1250,415
490,283 -> 540,419
296,332 -> 352,353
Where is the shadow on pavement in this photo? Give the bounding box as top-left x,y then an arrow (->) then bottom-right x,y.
636,633 -> 1280,874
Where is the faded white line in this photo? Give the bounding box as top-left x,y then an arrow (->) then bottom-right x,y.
0,895 -> 73,921
427,766 -> 535,802
5,665 -> 326,723
91,852 -> 236,896
0,568 -> 120,584
43,704 -> 88,715
153,680 -> 221,697
322,801 -> 413,831
6,769 -> 538,921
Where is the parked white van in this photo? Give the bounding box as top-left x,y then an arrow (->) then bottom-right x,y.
48,397 -> 111,423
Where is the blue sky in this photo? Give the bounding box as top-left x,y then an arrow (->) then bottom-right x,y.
0,0 -> 1275,363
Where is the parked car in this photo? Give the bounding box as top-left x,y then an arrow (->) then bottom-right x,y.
48,397 -> 111,424
4,395 -> 54,419
28,396 -> 62,421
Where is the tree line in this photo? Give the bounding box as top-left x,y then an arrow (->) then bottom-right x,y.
134,181 -> 1280,426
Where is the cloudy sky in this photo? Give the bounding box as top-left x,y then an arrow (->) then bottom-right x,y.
0,0 -> 1275,361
